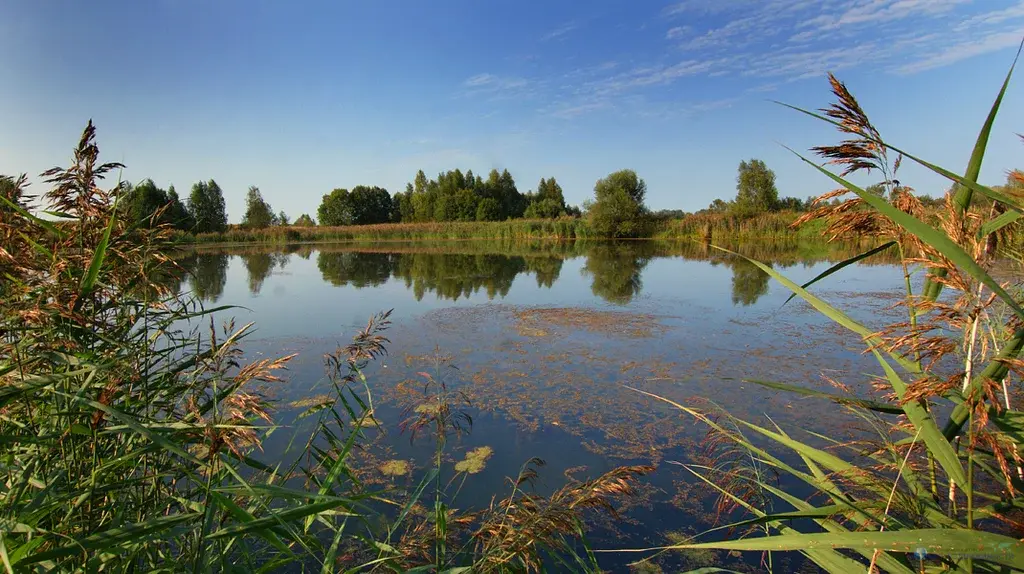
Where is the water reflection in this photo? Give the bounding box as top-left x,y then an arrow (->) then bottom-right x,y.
182,240 -> 884,306
183,252 -> 229,303
240,252 -> 289,295
318,251 -> 393,288
724,258 -> 772,307
579,243 -> 651,305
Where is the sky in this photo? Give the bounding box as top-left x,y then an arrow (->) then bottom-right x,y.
1,0 -> 1023,221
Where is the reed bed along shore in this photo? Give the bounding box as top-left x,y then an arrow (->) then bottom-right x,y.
176,212 -> 839,247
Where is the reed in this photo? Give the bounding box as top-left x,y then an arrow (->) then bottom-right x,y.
652,210 -> 827,241
184,217 -> 594,245
630,55 -> 1024,572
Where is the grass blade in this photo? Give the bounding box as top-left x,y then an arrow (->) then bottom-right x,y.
782,241 -> 895,307
77,194 -> 118,303
21,513 -> 200,565
745,379 -> 905,415
206,499 -> 356,540
979,210 -> 1021,239
664,529 -> 1024,570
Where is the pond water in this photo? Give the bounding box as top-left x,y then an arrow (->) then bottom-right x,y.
176,240 -> 907,571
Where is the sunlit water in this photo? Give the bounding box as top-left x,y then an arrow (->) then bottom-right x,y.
176,240 -> 906,571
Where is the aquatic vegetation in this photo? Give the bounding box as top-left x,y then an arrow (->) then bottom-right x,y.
380,459 -> 411,476
455,446 -> 494,474
514,307 -> 667,338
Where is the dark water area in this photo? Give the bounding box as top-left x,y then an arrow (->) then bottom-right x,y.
174,239 -> 908,572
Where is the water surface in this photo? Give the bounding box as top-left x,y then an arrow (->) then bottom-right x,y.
176,240 -> 906,571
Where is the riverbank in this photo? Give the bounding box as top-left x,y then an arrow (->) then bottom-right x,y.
176,211 -> 828,246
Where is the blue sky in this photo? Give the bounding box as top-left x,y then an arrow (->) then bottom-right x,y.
2,0 -> 1023,220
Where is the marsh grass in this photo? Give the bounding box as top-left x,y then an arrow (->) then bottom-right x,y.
182,210 -> 844,246
186,217 -> 593,245
630,54 -> 1024,572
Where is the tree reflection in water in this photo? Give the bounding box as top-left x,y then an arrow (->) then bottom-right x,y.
182,240 -> 880,305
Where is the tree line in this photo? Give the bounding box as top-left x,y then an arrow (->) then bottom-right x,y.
117,167 -> 651,237
12,157 -> 1011,240
317,168 -> 580,227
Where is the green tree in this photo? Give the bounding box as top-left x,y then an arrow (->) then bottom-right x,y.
733,159 -> 779,216
242,186 -> 275,229
293,213 -> 316,227
277,211 -> 290,226
394,185 -> 414,222
525,177 -> 567,218
349,185 -> 392,224
498,169 -> 524,218
588,169 -> 649,238
476,197 -> 501,221
864,183 -> 887,197
187,179 -> 227,233
122,179 -> 168,227
453,188 -> 479,221
318,188 -> 352,226
165,185 -> 193,230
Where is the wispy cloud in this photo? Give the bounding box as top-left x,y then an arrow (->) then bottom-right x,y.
895,29 -> 1024,74
462,1 -> 1023,123
665,25 -> 691,39
541,21 -> 579,41
658,0 -> 1024,80
550,101 -> 610,119
460,73 -> 534,101
463,73 -> 528,90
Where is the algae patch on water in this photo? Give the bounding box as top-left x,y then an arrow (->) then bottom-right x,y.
379,459 -> 411,476
455,446 -> 493,474
514,307 -> 666,339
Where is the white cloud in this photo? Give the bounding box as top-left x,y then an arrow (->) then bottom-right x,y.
955,1 -> 1024,30
666,26 -> 691,39
895,29 -> 1024,74
462,73 -> 529,91
541,21 -> 579,41
550,101 -> 610,119
659,0 -> 1024,81
463,1 -> 1024,123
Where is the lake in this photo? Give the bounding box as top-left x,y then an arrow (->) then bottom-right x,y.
175,239 -> 906,572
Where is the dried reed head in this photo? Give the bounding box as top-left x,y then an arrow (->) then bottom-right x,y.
471,461 -> 653,572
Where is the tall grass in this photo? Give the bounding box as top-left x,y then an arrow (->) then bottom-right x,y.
185,217 -> 593,245
653,210 -> 826,241
630,56 -> 1024,572
0,123 -> 649,571
182,211 -> 844,246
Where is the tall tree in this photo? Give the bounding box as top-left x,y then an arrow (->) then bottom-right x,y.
525,177 -> 567,218
318,188 -> 353,226
588,169 -> 649,238
242,186 -> 275,229
349,185 -> 393,224
165,185 -> 193,230
122,179 -> 168,227
734,159 -> 779,216
187,179 -> 227,233
393,185 -> 414,222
